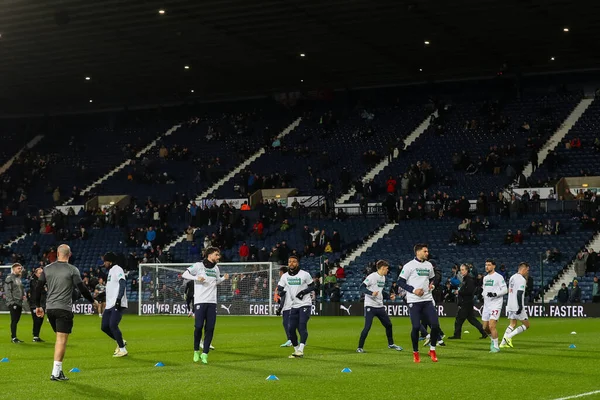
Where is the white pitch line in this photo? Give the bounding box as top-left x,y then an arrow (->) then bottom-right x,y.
552,390 -> 600,400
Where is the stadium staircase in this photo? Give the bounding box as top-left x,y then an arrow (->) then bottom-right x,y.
0,134 -> 44,175
539,230 -> 600,303
521,98 -> 594,178
163,117 -> 302,252
199,117 -> 302,200
336,112 -> 436,204
63,123 -> 182,204
340,223 -> 397,267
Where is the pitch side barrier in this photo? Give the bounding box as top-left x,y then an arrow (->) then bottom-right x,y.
64,299 -> 600,318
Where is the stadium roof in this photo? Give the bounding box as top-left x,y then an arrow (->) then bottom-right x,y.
0,0 -> 598,114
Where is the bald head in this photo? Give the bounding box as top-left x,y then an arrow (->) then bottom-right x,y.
57,244 -> 72,261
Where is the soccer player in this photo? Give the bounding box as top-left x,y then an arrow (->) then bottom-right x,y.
275,266 -> 294,347
356,260 -> 403,353
94,277 -> 107,318
101,252 -> 128,357
398,244 -> 440,363
28,267 -> 46,342
500,262 -> 530,348
448,264 -> 487,340
34,244 -> 97,381
4,263 -> 25,343
481,259 -> 508,353
181,246 -> 229,364
277,255 -> 315,358
184,276 -> 215,350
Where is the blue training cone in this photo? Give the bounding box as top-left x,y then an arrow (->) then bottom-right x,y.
70,368 -> 80,373
569,344 -> 576,349
0,358 -> 9,363
266,375 -> 279,381
155,362 -> 165,367
341,368 -> 352,373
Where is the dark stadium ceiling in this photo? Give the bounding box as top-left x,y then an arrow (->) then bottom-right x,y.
0,0 -> 599,114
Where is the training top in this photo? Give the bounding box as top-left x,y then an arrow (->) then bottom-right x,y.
39,261 -> 82,311
106,264 -> 128,309
482,271 -> 507,309
363,271 -> 385,308
182,262 -> 225,304
506,273 -> 527,312
278,270 -> 313,309
399,259 -> 434,304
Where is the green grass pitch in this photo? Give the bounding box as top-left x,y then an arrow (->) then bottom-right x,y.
1,315 -> 599,400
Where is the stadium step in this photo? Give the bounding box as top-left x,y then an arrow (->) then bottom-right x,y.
163,117 -> 302,252
197,116 -> 302,200
0,134 -> 44,176
336,111 -> 436,204
62,123 -> 183,205
538,230 -> 600,303
521,97 -> 593,179
340,223 -> 398,267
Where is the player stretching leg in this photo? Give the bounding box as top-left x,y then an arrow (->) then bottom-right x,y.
277,255 -> 315,358
276,266 -> 294,347
398,244 -> 441,363
182,247 -> 229,364
357,260 -> 403,353
500,263 -> 530,348
481,259 -> 507,353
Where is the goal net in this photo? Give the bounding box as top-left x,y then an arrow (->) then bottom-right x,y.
138,262 -> 279,316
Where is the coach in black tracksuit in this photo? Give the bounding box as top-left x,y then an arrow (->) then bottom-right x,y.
449,264 -> 487,339
28,267 -> 47,342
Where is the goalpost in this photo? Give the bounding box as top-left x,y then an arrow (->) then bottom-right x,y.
138,262 -> 279,316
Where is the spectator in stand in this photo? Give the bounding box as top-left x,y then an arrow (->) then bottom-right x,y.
569,280 -> 581,303
323,272 -> 337,296
557,283 -> 569,304
253,220 -> 264,239
386,176 -> 397,195
573,250 -> 588,277
186,227 -> 194,242
528,221 -> 538,235
280,219 -> 290,231
146,227 -> 156,243
553,221 -> 562,235
240,201 -> 251,211
331,230 -> 341,252
329,284 -> 341,302
239,242 -> 250,262
336,265 -> 345,280
503,230 -> 514,245
31,241 -> 40,261
587,249 -> 598,273
47,248 -> 57,263
443,282 -> 455,303
203,235 -> 211,249
513,230 -> 524,244
590,276 -> 600,303
569,137 -> 581,149
324,242 -> 333,253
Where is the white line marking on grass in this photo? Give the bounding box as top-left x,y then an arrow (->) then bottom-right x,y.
552,390 -> 600,400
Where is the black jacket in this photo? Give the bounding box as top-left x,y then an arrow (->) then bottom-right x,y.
27,276 -> 46,309
457,274 -> 477,305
